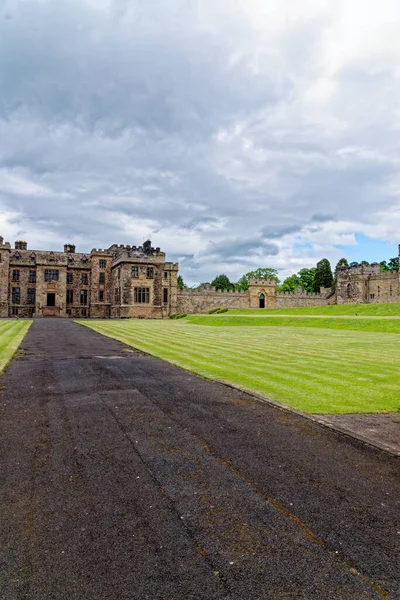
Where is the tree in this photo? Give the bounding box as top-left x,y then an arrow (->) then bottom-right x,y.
349,261 -> 359,268
360,260 -> 369,266
297,267 -> 316,293
210,274 -> 234,291
177,275 -> 187,290
334,258 -> 348,279
235,275 -> 249,292
279,274 -> 301,293
245,267 -> 280,283
380,260 -> 389,272
388,257 -> 399,272
313,258 -> 333,292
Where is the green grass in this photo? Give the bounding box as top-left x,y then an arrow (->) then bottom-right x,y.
185,315 -> 400,334
81,318 -> 400,415
0,320 -> 31,372
226,303 -> 400,316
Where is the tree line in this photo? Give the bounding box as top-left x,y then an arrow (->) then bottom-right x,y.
177,255 -> 399,293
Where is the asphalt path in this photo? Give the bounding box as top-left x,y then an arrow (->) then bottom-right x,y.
1,320 -> 399,600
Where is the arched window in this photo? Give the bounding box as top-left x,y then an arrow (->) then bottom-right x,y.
259,293 -> 265,309
347,283 -> 352,298
377,286 -> 380,297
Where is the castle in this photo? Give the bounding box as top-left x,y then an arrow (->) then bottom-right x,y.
0,237 -> 399,318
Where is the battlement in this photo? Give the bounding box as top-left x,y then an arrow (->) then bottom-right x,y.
338,262 -> 381,275
276,291 -> 326,298
179,288 -> 247,295
248,278 -> 276,287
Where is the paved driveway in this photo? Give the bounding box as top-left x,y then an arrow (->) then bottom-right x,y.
1,320 -> 399,599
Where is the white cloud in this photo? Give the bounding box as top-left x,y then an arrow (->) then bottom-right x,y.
0,0 -> 400,284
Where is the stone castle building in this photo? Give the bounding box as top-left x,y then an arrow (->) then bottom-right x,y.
0,238 -> 178,319
0,237 -> 399,318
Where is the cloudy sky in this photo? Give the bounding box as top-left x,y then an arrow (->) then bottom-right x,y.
1,0 -> 400,284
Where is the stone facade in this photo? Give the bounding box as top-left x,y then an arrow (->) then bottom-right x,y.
336,262 -> 400,305
0,237 -> 178,318
177,289 -> 248,314
1,235 -> 399,318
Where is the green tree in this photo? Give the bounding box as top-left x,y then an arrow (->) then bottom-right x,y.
297,267 -> 316,293
388,257 -> 399,272
359,260 -> 369,266
313,258 -> 333,292
210,274 -> 234,291
235,267 -> 280,292
235,275 -> 249,292
278,274 -> 301,293
380,260 -> 389,272
245,267 -> 280,283
349,261 -> 359,268
334,258 -> 348,280
177,275 -> 187,290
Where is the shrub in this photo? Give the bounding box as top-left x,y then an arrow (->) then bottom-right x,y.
216,308 -> 228,313
176,313 -> 187,319
208,308 -> 220,314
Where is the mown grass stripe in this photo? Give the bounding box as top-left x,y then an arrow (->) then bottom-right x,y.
82,319 -> 400,414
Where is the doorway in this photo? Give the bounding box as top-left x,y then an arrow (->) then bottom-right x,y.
259,293 -> 265,309
47,293 -> 56,307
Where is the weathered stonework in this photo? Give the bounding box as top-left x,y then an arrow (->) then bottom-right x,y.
1,236 -> 399,318
177,289 -> 249,314
0,238 -> 178,319
336,262 -> 400,305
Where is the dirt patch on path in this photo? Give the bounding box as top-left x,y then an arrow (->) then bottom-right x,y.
315,413 -> 400,455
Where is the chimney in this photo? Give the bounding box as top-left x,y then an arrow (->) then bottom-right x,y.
64,244 -> 76,253
15,240 -> 27,250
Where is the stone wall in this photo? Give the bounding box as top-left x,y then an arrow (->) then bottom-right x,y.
275,291 -> 332,308
177,289 -> 249,314
336,263 -> 400,305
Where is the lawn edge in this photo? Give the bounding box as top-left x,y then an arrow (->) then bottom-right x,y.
213,379 -> 400,458
0,320 -> 32,374
78,320 -> 399,458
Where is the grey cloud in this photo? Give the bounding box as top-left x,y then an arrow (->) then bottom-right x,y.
0,1 -> 399,285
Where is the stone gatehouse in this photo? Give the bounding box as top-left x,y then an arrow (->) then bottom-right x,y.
0,236 -> 399,318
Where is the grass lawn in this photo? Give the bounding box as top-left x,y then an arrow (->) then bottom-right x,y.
227,303 -> 400,316
81,315 -> 400,415
0,320 -> 31,373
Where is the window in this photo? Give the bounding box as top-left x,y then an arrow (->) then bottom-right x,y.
67,272 -> 73,284
347,283 -> 352,298
80,289 -> 88,305
370,293 -> 375,299
81,308 -> 87,317
390,286 -> 393,297
164,272 -> 168,279
134,287 -> 150,303
27,288 -> 35,304
146,267 -> 154,279
114,288 -> 121,304
66,290 -> 74,305
132,266 -> 139,278
377,286 -> 380,297
99,259 -> 107,269
163,288 -> 168,304
81,273 -> 88,285
99,290 -> 104,301
12,287 -> 20,304
99,272 -> 105,284
12,269 -> 20,281
45,269 -> 59,281
29,270 -> 36,283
